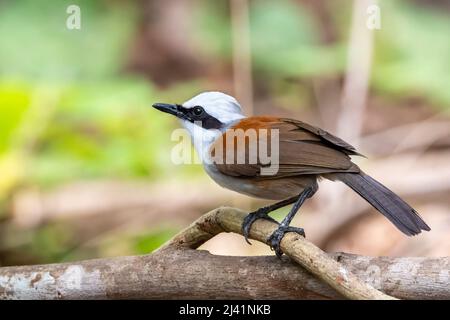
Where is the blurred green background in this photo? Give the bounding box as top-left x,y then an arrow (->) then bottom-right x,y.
0,0 -> 449,266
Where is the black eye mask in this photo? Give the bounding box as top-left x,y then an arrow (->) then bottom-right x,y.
179,105 -> 224,130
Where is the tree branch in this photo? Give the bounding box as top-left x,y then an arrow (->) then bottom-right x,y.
158,207 -> 395,300
1,207 -> 448,300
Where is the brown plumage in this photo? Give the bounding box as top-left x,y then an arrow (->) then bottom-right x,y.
211,117 -> 359,178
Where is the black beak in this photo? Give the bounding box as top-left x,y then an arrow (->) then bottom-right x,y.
152,103 -> 180,117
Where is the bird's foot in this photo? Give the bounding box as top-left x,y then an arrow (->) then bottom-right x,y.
242,208 -> 279,244
267,225 -> 306,258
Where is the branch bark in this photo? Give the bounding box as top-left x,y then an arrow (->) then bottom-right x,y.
1,207 -> 448,300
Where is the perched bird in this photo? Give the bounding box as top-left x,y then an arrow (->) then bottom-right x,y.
153,91 -> 430,256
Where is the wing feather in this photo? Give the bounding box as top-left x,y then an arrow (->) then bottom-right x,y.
211,117 -> 361,178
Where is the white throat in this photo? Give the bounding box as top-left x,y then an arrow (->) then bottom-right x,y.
182,119 -> 243,163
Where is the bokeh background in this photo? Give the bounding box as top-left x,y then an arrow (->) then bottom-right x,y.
1,0 -> 449,266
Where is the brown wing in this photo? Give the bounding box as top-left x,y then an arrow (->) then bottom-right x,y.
211,117 -> 361,178
280,118 -> 364,156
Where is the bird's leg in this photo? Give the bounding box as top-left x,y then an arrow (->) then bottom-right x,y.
242,196 -> 298,244
267,187 -> 316,257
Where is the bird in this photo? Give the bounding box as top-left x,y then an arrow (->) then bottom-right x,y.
152,91 -> 430,257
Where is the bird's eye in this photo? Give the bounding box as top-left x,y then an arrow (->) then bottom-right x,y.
192,106 -> 204,116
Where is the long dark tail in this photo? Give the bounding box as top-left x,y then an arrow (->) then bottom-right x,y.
333,172 -> 430,236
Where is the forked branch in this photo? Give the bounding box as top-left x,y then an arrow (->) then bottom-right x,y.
158,207 -> 396,300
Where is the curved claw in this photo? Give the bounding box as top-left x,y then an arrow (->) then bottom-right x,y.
241,209 -> 279,245
242,214 -> 255,245
267,231 -> 284,258
267,226 -> 306,258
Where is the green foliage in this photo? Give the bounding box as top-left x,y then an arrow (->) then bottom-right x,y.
195,0 -> 449,108
0,77 -> 200,192
134,229 -> 178,254
0,80 -> 31,153
26,78 -> 178,186
250,0 -> 344,77
372,1 -> 450,107
195,0 -> 345,79
0,0 -> 136,80
0,0 -> 209,192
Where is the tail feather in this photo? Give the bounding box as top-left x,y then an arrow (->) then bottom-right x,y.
334,172 -> 430,236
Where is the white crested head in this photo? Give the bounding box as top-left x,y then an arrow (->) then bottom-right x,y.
182,91 -> 245,124
153,91 -> 246,162
180,92 -> 245,162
